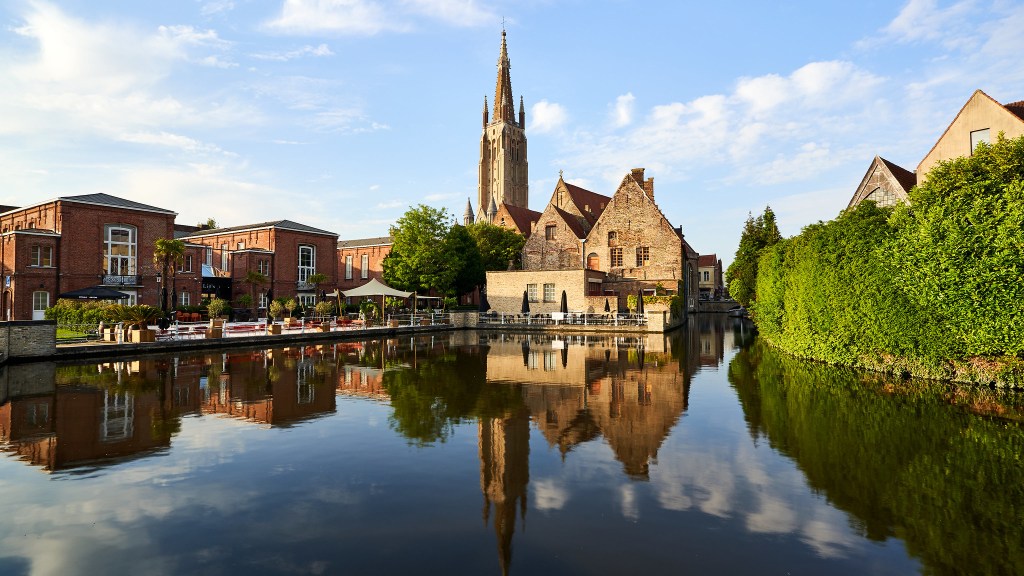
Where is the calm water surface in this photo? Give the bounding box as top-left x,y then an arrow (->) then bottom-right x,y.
1,318 -> 1022,575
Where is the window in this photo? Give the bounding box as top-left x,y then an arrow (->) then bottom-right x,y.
220,243 -> 229,271
543,283 -> 555,302
32,291 -> 49,311
361,254 -> 369,279
104,225 -> 137,276
258,259 -> 270,275
179,291 -> 190,307
298,293 -> 316,308
610,247 -> 623,267
298,245 -> 316,283
636,246 -> 650,267
258,292 -> 269,309
545,224 -> 556,240
177,254 -> 193,273
527,283 -> 538,302
345,255 -> 353,280
587,252 -> 599,270
31,245 -> 52,267
205,247 -> 213,266
703,271 -> 710,282
970,128 -> 990,152
608,231 -> 617,242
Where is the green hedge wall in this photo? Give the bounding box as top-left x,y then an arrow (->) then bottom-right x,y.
751,134 -> 1024,385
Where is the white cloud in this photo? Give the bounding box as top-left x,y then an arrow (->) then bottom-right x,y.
529,100 -> 567,133
263,0 -> 497,36
611,92 -> 635,128
875,0 -> 976,48
533,478 -> 569,511
201,1 -> 237,17
251,43 -> 335,62
118,131 -> 233,156
375,200 -> 404,209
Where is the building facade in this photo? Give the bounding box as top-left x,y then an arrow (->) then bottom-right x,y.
697,254 -> 724,299
0,193 -> 185,321
336,236 -> 392,292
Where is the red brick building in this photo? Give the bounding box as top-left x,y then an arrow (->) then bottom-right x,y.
181,220 -> 339,315
0,193 -> 191,320
336,236 -> 392,292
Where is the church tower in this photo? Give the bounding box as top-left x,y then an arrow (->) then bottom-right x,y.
477,30 -> 529,223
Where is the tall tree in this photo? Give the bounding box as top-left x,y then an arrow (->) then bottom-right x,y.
153,238 -> 185,313
467,222 -> 526,271
446,224 -> 484,297
726,206 -> 781,307
383,205 -> 457,295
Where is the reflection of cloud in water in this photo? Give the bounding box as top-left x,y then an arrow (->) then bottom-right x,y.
619,484 -> 639,521
649,435 -> 861,560
533,478 -> 569,511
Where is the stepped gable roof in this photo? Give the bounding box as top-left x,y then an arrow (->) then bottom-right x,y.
879,157 -> 917,193
184,219 -> 337,239
553,206 -> 589,239
698,254 -> 718,267
338,236 -> 393,248
500,203 -> 542,235
564,183 -> 610,225
61,193 -> 176,215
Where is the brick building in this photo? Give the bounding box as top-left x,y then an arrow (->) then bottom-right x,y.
336,236 -> 392,292
181,220 -> 338,315
0,193 -> 192,321
486,168 -> 700,315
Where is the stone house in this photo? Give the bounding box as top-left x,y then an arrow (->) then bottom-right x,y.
697,254 -> 724,299
486,168 -> 699,315
0,193 -> 184,320
847,156 -> 917,209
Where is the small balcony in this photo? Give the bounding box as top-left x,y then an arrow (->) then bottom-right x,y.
102,274 -> 141,286
296,281 -> 315,291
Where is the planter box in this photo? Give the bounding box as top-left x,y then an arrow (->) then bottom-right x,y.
419,318 -> 431,326
318,323 -> 332,332
133,328 -> 156,343
267,324 -> 282,335
103,328 -> 117,342
206,328 -> 223,339
388,320 -> 399,328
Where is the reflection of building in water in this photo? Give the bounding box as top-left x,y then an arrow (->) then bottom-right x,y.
697,316 -> 726,368
0,360 -> 188,471
200,349 -> 336,427
481,332 -> 691,480
479,408 -> 530,576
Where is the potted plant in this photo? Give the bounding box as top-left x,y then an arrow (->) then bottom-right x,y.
267,300 -> 285,334
111,304 -> 161,343
285,298 -> 298,327
207,297 -> 226,337
314,301 -> 335,332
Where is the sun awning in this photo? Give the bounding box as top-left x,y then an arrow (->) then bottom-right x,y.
58,286 -> 131,300
341,278 -> 413,299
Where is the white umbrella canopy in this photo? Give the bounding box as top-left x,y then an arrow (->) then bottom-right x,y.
340,278 -> 413,299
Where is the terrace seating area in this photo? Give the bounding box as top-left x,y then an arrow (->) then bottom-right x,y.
476,311 -> 647,327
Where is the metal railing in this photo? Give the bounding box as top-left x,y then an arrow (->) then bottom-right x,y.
477,312 -> 647,326
56,323 -> 102,343
101,274 -> 140,286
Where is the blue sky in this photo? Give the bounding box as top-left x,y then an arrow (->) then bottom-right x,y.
1,1 -> 1022,267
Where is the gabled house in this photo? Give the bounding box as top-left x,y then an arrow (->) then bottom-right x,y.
521,175 -> 610,271
918,89 -> 1024,184
847,156 -> 917,209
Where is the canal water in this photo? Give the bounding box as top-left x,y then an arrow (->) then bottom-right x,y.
1,317 -> 1021,575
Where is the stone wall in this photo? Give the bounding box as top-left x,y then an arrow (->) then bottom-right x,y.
0,320 -> 57,363
485,269 -> 604,314
521,203 -> 585,271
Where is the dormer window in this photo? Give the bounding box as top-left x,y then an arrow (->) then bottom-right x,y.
545,224 -> 556,240
608,231 -> 617,242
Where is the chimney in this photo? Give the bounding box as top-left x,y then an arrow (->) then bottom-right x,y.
643,177 -> 654,199
630,168 -> 645,186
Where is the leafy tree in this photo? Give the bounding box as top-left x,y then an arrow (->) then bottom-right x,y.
383,205 -> 456,295
446,224 -> 484,297
726,206 -> 781,306
199,217 -> 217,229
467,222 -> 526,271
153,238 -> 185,313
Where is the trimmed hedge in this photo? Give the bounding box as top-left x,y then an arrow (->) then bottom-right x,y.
751,134 -> 1024,386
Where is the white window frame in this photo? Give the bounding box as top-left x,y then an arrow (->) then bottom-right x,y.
970,128 -> 990,153
298,293 -> 316,309
177,254 -> 193,273
205,247 -> 213,266
258,259 -> 270,276
31,245 -> 52,267
527,284 -> 538,303
220,244 -> 229,271
179,291 -> 190,307
298,245 -> 316,283
104,224 -> 137,276
543,283 -> 555,302
345,255 -> 353,280
361,254 -> 369,279
258,292 -> 269,309
32,291 -> 49,312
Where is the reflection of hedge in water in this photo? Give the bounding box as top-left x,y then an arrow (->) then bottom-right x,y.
728,340 -> 1024,576
382,346 -> 524,445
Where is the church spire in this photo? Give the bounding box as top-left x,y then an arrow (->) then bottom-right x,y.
519,95 -> 525,128
464,198 -> 475,226
493,30 -> 515,124
483,96 -> 489,128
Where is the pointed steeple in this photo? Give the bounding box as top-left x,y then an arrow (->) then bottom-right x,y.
519,95 -> 525,128
487,195 -> 499,220
464,198 -> 475,226
483,96 -> 489,128
493,30 -> 515,124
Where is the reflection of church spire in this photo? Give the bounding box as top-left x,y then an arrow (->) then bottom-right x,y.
479,409 -> 530,576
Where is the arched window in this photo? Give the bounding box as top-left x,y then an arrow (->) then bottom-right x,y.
587,252 -> 599,270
